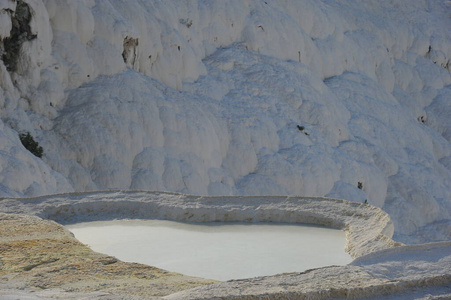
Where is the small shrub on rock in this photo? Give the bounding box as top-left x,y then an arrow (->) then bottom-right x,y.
19,132 -> 43,158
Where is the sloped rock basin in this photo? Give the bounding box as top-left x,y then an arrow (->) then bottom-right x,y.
67,219 -> 352,280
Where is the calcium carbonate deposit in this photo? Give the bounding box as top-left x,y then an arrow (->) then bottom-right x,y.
0,1 -> 450,297
0,191 -> 449,299
66,220 -> 352,281
1,0 -> 450,244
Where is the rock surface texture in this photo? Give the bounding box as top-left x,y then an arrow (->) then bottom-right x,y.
0,0 -> 450,298
0,212 -> 216,299
0,191 -> 450,299
0,191 -> 400,258
0,0 -> 450,244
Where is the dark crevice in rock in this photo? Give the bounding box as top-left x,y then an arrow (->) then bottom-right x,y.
122,37 -> 139,68
1,0 -> 37,72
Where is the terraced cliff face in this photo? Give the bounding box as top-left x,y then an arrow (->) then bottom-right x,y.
0,0 -> 450,243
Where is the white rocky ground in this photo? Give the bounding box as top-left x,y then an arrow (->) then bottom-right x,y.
166,242 -> 451,300
0,191 -> 449,299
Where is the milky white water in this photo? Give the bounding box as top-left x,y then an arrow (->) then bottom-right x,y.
67,220 -> 352,281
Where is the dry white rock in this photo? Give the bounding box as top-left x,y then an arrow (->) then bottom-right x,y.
0,191 -> 449,299
0,0 -> 450,244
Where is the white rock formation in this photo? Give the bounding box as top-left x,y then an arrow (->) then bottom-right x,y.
165,241 -> 451,300
0,191 -> 400,258
0,0 -> 450,243
0,191 -> 449,299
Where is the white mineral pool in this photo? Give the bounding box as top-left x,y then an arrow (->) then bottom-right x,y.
67,220 -> 352,281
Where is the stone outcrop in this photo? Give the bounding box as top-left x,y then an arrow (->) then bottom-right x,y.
1,191 -> 450,299
0,212 -> 215,299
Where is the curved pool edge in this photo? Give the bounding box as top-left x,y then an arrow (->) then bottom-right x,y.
0,212 -> 217,298
1,191 -> 450,299
1,190 -> 401,258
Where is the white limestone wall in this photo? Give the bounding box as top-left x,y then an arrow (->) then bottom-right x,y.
0,0 -> 450,243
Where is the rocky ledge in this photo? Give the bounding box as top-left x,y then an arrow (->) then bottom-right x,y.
0,191 -> 450,299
